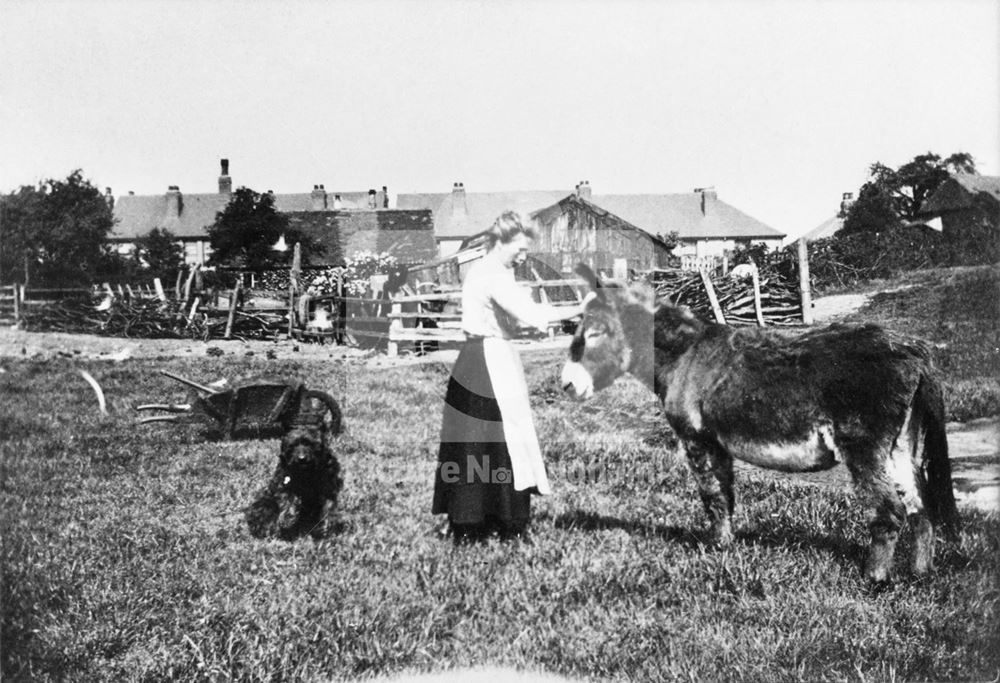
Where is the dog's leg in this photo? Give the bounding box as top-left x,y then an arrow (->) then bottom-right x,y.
684,438 -> 735,547
312,499 -> 335,539
245,490 -> 279,538
276,490 -> 303,539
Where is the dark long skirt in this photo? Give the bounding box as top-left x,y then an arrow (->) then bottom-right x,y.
432,338 -> 532,532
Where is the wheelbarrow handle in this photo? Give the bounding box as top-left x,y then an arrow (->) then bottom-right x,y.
159,370 -> 224,395
136,403 -> 192,413
138,415 -> 183,424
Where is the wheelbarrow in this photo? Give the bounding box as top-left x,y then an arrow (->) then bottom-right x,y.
136,370 -> 342,440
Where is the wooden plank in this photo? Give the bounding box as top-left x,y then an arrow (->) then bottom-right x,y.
224,283 -> 241,339
698,270 -> 727,324
797,238 -> 814,325
387,301 -> 402,357
750,267 -> 766,327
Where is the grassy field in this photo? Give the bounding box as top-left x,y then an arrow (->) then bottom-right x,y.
2,265 -> 999,681
836,265 -> 1000,422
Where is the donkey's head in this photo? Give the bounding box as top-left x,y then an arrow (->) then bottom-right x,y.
561,264 -> 657,400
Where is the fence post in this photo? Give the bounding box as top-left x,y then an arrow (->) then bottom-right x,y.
387,301 -> 402,357
750,265 -> 766,327
797,238 -> 813,325
698,270 -> 726,324
153,278 -> 167,302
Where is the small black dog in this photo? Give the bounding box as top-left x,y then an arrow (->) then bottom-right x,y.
246,423 -> 343,540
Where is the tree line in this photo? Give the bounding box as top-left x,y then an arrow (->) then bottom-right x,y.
0,175 -> 323,288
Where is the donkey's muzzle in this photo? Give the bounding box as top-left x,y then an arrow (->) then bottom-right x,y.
561,361 -> 594,400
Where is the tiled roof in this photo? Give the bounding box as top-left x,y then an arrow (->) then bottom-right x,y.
395,192 -> 449,213
953,173 -> 1000,201
400,187 -> 783,242
590,193 -> 784,240
111,193 -> 228,240
111,190 -> 379,241
920,174 -> 1000,215
419,190 -> 571,239
801,215 -> 844,242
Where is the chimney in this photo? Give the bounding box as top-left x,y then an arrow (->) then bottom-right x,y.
695,186 -> 717,216
333,194 -> 343,210
218,158 -> 232,195
381,185 -> 389,209
451,182 -> 467,220
165,185 -> 182,219
104,187 -> 115,210
840,191 -> 855,215
576,180 -> 592,200
311,184 -> 328,211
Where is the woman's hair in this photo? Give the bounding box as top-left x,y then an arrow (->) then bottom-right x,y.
483,211 -> 537,249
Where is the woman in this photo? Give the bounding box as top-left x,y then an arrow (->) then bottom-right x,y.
432,211 -> 578,542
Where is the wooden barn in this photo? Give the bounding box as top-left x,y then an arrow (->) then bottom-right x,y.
528,193 -> 677,275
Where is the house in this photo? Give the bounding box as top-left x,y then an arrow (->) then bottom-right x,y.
918,173 -> 1000,263
110,159 -> 391,266
799,192 -> 855,243
398,181 -> 784,271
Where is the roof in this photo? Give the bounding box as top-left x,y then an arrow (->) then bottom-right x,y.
403,190 -> 570,239
589,193 -> 784,241
953,173 -> 1000,200
399,187 -> 783,242
111,189 -> 379,240
395,192 -> 449,213
920,174 -> 1000,215
801,215 -> 844,242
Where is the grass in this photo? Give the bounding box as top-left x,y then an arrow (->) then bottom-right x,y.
2,344 -> 999,682
835,265 -> 1000,422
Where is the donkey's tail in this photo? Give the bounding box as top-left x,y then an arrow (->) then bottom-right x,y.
916,372 -> 960,537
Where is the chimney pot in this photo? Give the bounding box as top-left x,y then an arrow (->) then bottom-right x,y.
311,184 -> 328,211
165,186 -> 182,219
218,158 -> 232,195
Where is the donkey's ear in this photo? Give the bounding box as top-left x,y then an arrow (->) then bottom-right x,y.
623,280 -> 657,312
574,263 -> 606,302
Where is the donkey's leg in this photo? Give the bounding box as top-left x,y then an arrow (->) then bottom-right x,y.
846,443 -> 907,583
684,438 -> 735,546
890,405 -> 935,575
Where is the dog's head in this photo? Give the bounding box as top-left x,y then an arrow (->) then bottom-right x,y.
279,425 -> 329,472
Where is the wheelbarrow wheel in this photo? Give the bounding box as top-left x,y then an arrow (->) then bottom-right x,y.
298,389 -> 343,436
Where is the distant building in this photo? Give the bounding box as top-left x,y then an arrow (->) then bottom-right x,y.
919,174 -> 1000,262
801,192 -> 855,242
398,181 -> 784,271
109,159 -> 390,266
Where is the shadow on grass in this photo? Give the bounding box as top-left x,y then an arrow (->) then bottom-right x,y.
550,509 -> 703,549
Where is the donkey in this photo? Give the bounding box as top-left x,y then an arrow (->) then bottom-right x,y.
561,264 -> 959,582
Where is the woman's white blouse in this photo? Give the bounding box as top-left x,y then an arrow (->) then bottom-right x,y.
461,254 -> 556,338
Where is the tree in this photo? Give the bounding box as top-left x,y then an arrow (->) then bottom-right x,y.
206,187 -> 322,270
840,152 -> 977,236
0,170 -> 117,286
135,227 -> 185,285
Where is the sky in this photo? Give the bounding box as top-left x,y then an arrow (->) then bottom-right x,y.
1,0 -> 997,240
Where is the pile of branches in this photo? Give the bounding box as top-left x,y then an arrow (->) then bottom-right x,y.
21,295 -> 284,341
648,267 -> 804,327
